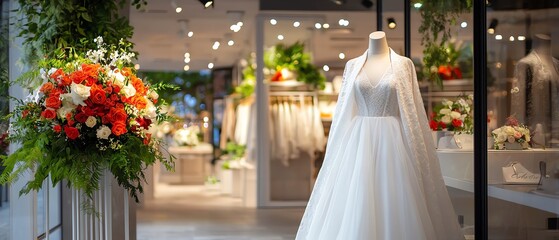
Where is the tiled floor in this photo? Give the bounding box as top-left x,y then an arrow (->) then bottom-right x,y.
137,184 -> 304,240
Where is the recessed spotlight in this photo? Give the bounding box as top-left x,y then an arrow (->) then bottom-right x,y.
518,36 -> 526,41
293,21 -> 300,27
338,19 -> 349,27
488,19 -> 498,35
134,64 -> 140,70
228,40 -> 234,46
230,25 -> 241,32
199,0 -> 213,8
212,41 -> 220,50
323,65 -> 330,71
413,2 -> 422,8
315,23 -> 322,29
339,52 -> 345,59
237,21 -> 243,27
461,21 -> 467,28
188,31 -> 194,37
387,18 -> 396,29
184,58 -> 191,63
184,52 -> 190,58
495,34 -> 502,40
509,36 -> 515,41
208,63 -> 214,69
323,23 -> 330,29
175,7 -> 182,13
184,65 -> 190,71
277,35 -> 284,40
270,19 -> 277,25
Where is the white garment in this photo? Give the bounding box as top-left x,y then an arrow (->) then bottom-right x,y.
296,49 -> 464,240
234,103 -> 251,145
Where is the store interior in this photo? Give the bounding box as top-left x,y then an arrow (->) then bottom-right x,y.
1,0 -> 559,239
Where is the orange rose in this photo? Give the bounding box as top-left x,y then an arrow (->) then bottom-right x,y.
40,82 -> 54,94
45,96 -> 62,109
143,133 -> 152,145
90,84 -> 107,104
111,121 -> 128,136
132,96 -> 147,110
131,77 -> 146,95
50,69 -> 64,80
70,70 -> 88,84
109,107 -> 127,123
41,108 -> 57,119
60,76 -> 72,86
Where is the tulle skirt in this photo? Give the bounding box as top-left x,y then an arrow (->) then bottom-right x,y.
296,116 -> 455,240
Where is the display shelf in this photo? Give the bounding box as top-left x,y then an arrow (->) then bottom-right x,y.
443,176 -> 559,214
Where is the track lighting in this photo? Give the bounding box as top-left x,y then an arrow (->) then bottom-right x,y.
387,18 -> 396,29
330,0 -> 345,5
361,0 -> 373,9
199,0 -> 214,8
487,19 -> 498,34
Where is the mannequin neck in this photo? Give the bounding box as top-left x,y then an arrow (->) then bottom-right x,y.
534,41 -> 551,58
368,31 -> 390,57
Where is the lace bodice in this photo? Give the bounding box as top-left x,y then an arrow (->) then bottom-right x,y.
354,69 -> 399,117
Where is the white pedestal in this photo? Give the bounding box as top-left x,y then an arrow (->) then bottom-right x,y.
168,145 -> 213,185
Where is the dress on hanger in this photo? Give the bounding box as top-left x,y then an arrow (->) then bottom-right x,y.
296,49 -> 464,240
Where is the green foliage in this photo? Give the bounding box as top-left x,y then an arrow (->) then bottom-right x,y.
417,0 -> 471,87
14,0 -> 146,88
265,42 -> 326,89
0,3 -> 8,120
223,142 -> 246,160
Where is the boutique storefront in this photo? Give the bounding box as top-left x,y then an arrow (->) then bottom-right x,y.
1,0 -> 559,239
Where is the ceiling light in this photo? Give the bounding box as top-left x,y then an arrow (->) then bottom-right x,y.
187,31 -> 194,37
413,2 -> 422,8
339,52 -> 345,59
212,41 -> 220,50
495,34 -> 502,40
208,63 -> 214,69
184,58 -> 191,63
518,35 -> 526,41
228,40 -> 234,46
323,23 -> 330,29
323,65 -> 330,71
315,23 -> 322,29
509,36 -> 515,41
330,0 -> 345,5
184,65 -> 190,71
338,19 -> 349,27
387,18 -> 396,29
293,21 -> 300,27
461,21 -> 467,28
184,52 -> 190,58
277,35 -> 284,40
199,0 -> 214,8
270,19 -> 277,25
175,7 -> 182,13
237,21 -> 243,27
230,24 -> 241,32
134,64 -> 140,70
361,0 -> 373,9
488,19 -> 498,34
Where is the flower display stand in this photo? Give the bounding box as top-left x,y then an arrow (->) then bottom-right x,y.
168,144 -> 213,185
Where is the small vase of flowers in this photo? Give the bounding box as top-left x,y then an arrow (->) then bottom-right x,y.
492,116 -> 531,150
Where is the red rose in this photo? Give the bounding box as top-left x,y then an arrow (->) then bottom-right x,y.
74,113 -> 88,123
438,121 -> 447,129
113,85 -> 121,93
111,121 -> 128,136
60,76 -> 72,86
22,110 -> 29,118
136,117 -> 152,129
452,67 -> 463,79
90,84 -> 107,105
143,133 -> 152,145
40,82 -> 54,94
109,107 -> 127,123
429,120 -> 439,131
452,119 -> 463,128
104,86 -> 113,94
53,125 -> 62,133
41,108 -> 57,119
45,96 -> 62,109
64,126 -> 80,140
50,69 -> 64,80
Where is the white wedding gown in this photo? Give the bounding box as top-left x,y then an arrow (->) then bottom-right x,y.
296,49 -> 464,240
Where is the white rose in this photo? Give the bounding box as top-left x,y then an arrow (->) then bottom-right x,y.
497,133 -> 507,143
507,136 -> 516,143
149,90 -> 159,100
69,83 -> 91,106
441,115 -> 452,124
85,116 -> 97,128
525,135 -> 531,142
504,126 -> 515,135
450,111 -> 461,119
96,125 -> 112,139
439,108 -> 451,115
144,98 -> 157,119
445,101 -> 454,107
109,70 -> 126,87
120,84 -> 137,98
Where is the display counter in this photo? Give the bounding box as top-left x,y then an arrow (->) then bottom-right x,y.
167,144 -> 213,184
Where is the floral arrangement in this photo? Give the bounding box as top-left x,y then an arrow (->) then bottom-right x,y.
0,37 -> 175,205
492,116 -> 531,150
173,125 -> 200,147
429,95 -> 473,134
0,132 -> 8,155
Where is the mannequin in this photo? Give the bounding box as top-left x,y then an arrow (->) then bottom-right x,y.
512,33 -> 559,147
363,31 -> 391,85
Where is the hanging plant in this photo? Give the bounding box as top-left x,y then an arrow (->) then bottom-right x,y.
265,42 -> 326,89
417,0 -> 472,87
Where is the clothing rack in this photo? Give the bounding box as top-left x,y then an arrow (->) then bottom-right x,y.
268,91 -> 318,106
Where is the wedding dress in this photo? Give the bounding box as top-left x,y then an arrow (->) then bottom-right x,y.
296,49 -> 464,240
